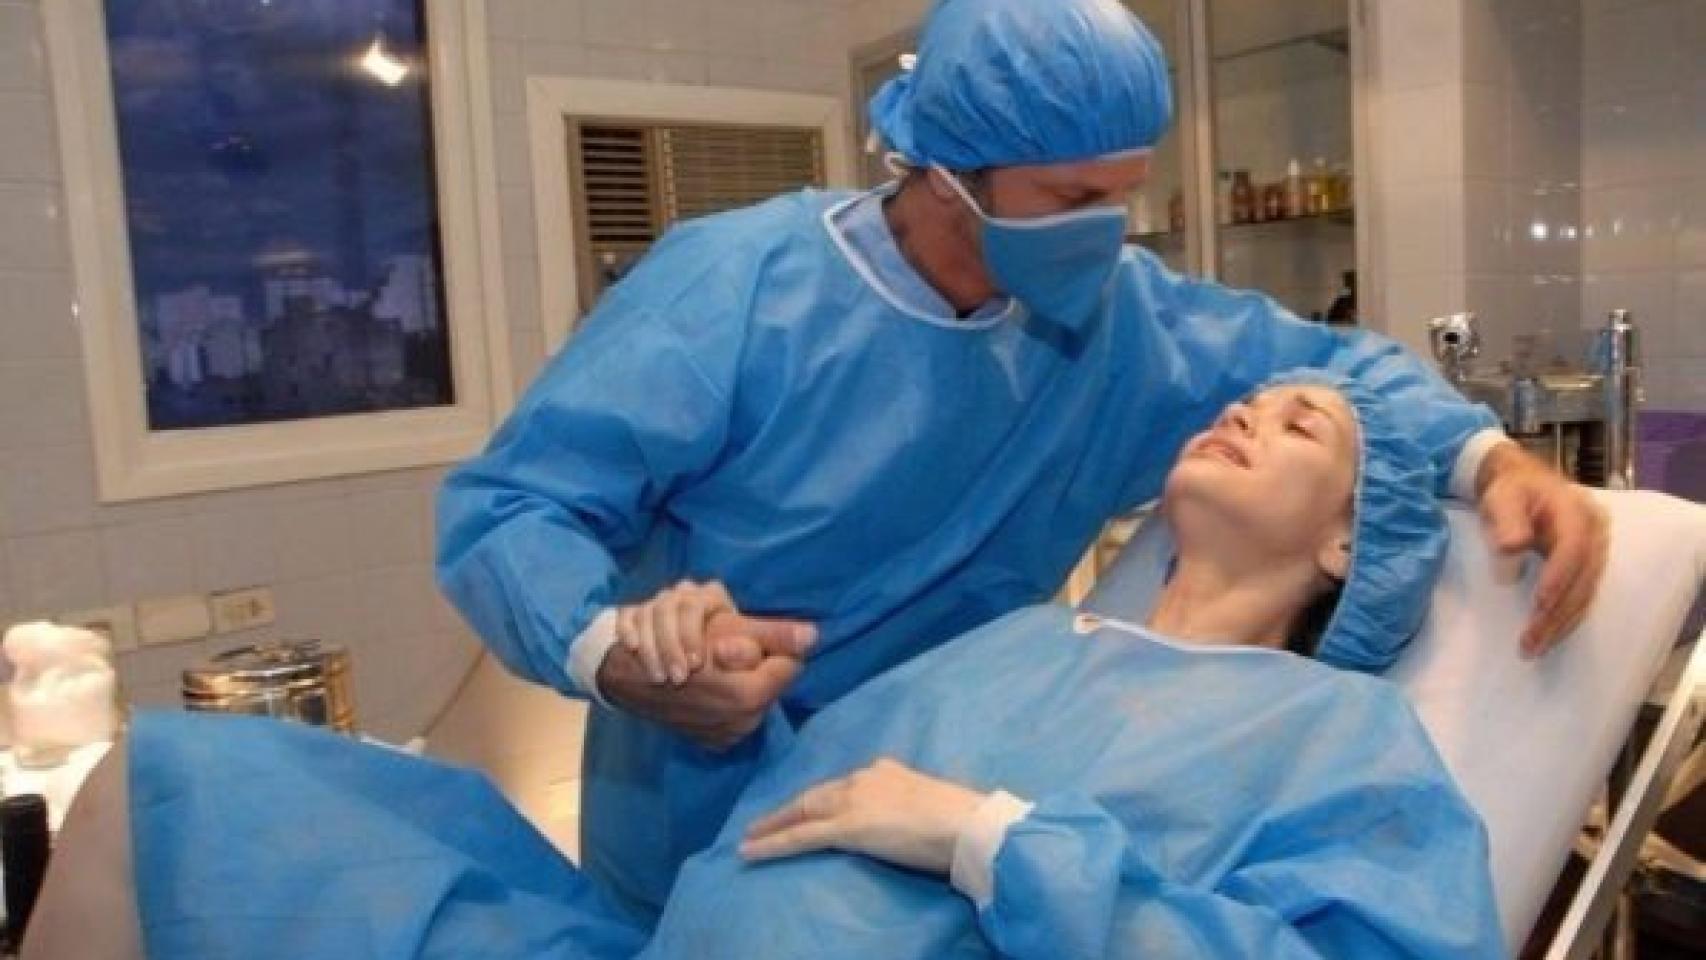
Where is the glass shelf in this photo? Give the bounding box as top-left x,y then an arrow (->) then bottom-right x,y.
1128,207 -> 1354,245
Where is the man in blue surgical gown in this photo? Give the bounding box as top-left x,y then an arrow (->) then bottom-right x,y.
435,0 -> 1607,920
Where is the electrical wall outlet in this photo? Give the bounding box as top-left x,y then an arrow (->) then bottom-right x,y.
210,587 -> 276,634
59,604 -> 139,652
137,595 -> 213,646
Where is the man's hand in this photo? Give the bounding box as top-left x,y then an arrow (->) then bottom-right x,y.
1476,442 -> 1610,657
598,610 -> 817,751
739,758 -> 986,875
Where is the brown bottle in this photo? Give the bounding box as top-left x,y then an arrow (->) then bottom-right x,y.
1168,189 -> 1185,233
1230,170 -> 1256,224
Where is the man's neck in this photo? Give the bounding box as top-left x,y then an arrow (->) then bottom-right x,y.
883,180 -> 998,315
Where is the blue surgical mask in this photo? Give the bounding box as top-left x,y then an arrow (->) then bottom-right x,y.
938,166 -> 1129,329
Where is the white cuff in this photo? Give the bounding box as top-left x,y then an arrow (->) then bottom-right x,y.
949,789 -> 1035,909
1450,429 -> 1512,501
566,608 -> 620,709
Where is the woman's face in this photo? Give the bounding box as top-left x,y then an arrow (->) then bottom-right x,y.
1163,384 -> 1359,580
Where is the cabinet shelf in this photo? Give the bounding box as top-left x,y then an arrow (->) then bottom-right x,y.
1127,207 -> 1355,245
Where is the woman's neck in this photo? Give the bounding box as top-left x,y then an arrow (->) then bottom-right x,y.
1143,556 -> 1311,650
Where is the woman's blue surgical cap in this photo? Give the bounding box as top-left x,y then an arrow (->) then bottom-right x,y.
869,0 -> 1174,169
1264,370 -> 1450,672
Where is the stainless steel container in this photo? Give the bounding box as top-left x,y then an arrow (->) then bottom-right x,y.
181,640 -> 355,733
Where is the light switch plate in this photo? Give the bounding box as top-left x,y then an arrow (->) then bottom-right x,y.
210,586 -> 276,634
59,604 -> 139,652
137,595 -> 212,646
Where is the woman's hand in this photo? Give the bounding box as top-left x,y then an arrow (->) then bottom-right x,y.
617,580 -> 766,685
740,759 -> 986,875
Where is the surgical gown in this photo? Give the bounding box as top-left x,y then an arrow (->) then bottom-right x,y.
644,605 -> 1504,958
435,188 -> 1500,916
127,606 -> 1502,958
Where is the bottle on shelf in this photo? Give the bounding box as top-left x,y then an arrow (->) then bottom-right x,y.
1284,158 -> 1306,219
1326,270 -> 1358,326
1307,157 -> 1331,215
1168,188 -> 1186,233
1230,170 -> 1256,224
1262,182 -> 1285,221
1216,170 -> 1232,226
1329,163 -> 1354,213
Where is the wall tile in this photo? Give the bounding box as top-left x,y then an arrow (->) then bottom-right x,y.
701,0 -> 765,60
525,0 -> 586,46
1673,269 -> 1706,357
0,5 -> 47,94
1583,0 -> 1688,99
641,51 -> 709,87
1380,181 -> 1465,278
190,502 -> 278,592
345,487 -> 431,570
494,112 -> 531,189
644,0 -> 712,54
0,93 -> 57,183
1377,85 -> 1464,186
0,270 -> 79,360
705,55 -> 773,91
584,0 -> 648,48
0,442 -> 99,536
1463,178 -> 1511,275
1375,0 -> 1463,94
271,574 -> 365,648
101,515 -> 200,600
1508,183 -> 1583,277
4,529 -> 105,615
523,41 -> 590,79
1581,185 -> 1678,273
0,359 -> 88,451
1461,84 -> 1507,181
1507,101 -> 1581,192
0,184 -> 67,272
485,0 -> 529,41
1582,91 -> 1686,188
270,496 -> 358,581
1679,179 -> 1706,269
489,39 -> 525,116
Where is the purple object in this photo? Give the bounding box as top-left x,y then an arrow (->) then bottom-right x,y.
1638,411 -> 1706,503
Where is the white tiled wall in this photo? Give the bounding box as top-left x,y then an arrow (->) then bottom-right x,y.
0,0 -> 859,768
1580,0 -> 1706,412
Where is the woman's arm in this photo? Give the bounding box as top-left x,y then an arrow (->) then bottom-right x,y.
742,759 -> 1504,960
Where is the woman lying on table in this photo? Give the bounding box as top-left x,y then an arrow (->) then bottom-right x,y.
28,370 -> 1501,959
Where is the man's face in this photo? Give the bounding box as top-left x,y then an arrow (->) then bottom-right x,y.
980,152 -> 1153,219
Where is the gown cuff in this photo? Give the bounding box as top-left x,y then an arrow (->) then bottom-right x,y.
1450,428 -> 1512,501
566,608 -> 619,709
950,789 -> 1035,909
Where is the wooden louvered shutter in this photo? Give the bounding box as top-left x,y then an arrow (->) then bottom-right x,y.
658,125 -> 824,222
569,120 -> 825,311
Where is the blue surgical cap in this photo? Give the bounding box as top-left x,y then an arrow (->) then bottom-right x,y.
869,0 -> 1174,169
1263,370 -> 1449,672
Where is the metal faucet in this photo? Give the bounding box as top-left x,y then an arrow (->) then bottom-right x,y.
1427,313 -> 1481,387
1591,309 -> 1641,489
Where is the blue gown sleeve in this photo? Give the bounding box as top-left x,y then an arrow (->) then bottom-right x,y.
977,788 -> 1503,960
1126,251 -> 1500,499
435,230 -> 745,696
